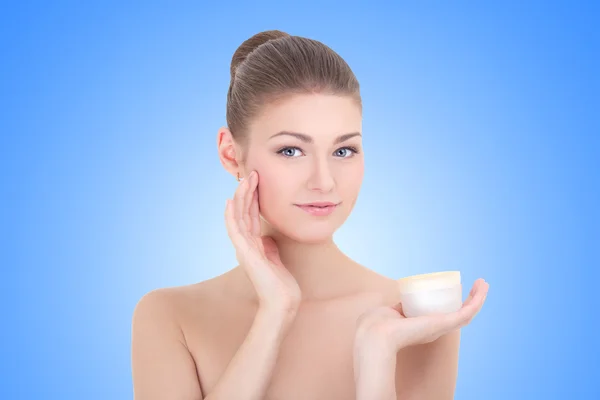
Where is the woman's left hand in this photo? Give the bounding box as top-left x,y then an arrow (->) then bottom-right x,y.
355,278 -> 489,353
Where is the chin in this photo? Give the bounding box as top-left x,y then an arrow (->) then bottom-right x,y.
264,211 -> 345,245
260,199 -> 355,244
283,225 -> 337,244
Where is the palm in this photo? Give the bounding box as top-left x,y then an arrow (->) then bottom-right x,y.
358,279 -> 489,350
225,170 -> 301,308
260,236 -> 285,268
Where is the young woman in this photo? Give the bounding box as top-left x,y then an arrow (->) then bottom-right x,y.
131,29 -> 489,400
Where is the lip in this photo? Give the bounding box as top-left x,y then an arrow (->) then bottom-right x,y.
294,202 -> 341,216
296,202 -> 339,207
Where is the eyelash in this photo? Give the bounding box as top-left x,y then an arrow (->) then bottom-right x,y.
276,146 -> 361,158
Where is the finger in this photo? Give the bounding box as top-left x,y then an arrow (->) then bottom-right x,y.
418,280 -> 483,333
454,280 -> 488,327
468,281 -> 488,318
234,175 -> 250,234
250,183 -> 264,254
431,281 -> 483,332
462,280 -> 480,307
459,279 -> 484,314
399,281 -> 489,345
458,281 -> 484,314
478,281 -> 489,308
224,199 -> 251,255
250,186 -> 261,238
244,171 -> 257,235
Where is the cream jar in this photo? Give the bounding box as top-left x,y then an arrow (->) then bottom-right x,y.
397,271 -> 462,317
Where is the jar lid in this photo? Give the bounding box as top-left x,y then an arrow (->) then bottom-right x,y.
398,271 -> 461,293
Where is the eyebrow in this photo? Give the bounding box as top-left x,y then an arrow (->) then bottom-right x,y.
269,131 -> 362,144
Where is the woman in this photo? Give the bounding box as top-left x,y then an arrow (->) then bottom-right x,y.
131,30 -> 489,400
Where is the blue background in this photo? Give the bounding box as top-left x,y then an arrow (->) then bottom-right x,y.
2,1 -> 598,399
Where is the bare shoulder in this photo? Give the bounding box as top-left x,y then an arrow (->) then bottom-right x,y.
131,272 -> 238,399
133,271 -> 234,327
350,261 -> 403,304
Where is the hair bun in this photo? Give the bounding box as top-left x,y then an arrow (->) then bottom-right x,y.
230,30 -> 290,81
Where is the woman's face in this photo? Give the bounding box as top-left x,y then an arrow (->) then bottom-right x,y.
243,93 -> 364,244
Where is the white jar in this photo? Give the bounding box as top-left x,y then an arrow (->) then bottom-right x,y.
398,271 -> 462,318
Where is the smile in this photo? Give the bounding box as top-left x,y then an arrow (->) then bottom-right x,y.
294,202 -> 340,216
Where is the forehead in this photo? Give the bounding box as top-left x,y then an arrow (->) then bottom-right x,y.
249,94 -> 362,141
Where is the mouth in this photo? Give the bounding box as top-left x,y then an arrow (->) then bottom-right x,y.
294,202 -> 341,216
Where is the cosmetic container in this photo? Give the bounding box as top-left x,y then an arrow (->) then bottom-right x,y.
397,271 -> 462,317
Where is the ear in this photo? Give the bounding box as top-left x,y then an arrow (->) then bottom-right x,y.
217,127 -> 243,179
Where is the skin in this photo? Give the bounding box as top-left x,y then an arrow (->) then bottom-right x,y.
131,93 -> 489,400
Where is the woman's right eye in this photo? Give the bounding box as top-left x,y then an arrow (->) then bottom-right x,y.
276,147 -> 304,158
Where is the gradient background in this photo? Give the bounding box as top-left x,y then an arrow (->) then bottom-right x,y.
2,1 -> 599,399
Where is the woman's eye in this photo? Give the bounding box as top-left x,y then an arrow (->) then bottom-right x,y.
334,146 -> 359,158
277,147 -> 303,157
335,148 -> 350,158
276,146 -> 360,158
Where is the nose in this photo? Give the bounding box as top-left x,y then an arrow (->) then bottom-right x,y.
306,156 -> 335,193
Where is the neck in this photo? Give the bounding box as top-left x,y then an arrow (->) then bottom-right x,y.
276,236 -> 348,298
229,220 -> 371,303
265,218 -> 373,301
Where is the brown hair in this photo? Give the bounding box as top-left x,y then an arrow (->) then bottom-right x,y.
226,30 -> 361,149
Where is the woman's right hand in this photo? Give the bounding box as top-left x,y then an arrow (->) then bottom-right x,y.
225,170 -> 302,316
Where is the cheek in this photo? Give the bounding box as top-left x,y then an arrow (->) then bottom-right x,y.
355,161 -> 365,181
340,163 -> 364,208
342,162 -> 364,190
254,164 -> 291,208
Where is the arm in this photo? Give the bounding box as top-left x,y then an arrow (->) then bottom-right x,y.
353,330 -> 461,400
353,338 -> 397,400
353,278 -> 488,400
203,307 -> 292,400
131,290 -> 203,400
132,289 -> 293,400
394,329 -> 461,400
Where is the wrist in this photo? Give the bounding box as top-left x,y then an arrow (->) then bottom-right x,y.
255,305 -> 298,334
355,325 -> 399,355
354,336 -> 396,366
353,339 -> 397,400
258,295 -> 300,316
